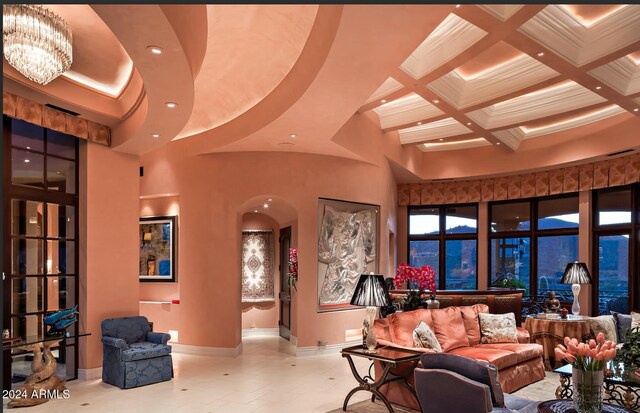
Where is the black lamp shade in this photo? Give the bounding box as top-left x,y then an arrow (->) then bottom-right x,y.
561,262 -> 592,285
350,274 -> 393,307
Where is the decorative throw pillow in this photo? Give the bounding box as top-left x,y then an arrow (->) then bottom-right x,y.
611,311 -> 632,342
413,321 -> 442,352
588,315 -> 617,344
478,312 -> 518,344
631,312 -> 640,330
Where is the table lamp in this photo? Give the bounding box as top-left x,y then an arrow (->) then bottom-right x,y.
560,261 -> 592,316
350,273 -> 392,353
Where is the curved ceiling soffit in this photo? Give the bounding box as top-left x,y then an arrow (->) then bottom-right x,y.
175,5 -> 320,141
91,5 -> 204,155
2,4 -> 145,125
169,5 -> 344,157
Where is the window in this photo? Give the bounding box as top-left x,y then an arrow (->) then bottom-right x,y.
489,195 -> 579,297
409,205 -> 477,290
593,186 -> 639,315
3,116 -> 80,388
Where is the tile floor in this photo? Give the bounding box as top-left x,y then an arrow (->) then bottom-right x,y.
2,336 -> 558,412
2,337 -> 373,413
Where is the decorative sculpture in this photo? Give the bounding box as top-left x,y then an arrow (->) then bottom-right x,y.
543,291 -> 561,313
8,340 -> 66,407
43,305 -> 78,337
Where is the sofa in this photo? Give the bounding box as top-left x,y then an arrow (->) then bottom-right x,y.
415,353 -> 540,413
373,304 -> 545,411
101,316 -> 174,389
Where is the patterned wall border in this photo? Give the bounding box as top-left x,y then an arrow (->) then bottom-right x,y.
3,91 -> 110,146
398,153 -> 640,206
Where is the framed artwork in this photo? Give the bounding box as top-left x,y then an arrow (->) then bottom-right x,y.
139,216 -> 177,282
317,198 -> 379,312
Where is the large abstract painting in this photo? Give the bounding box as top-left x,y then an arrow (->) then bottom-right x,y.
242,231 -> 275,302
317,199 -> 379,312
140,216 -> 176,282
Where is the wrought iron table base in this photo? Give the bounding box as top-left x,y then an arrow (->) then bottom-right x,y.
556,374 -> 640,410
342,354 -> 419,413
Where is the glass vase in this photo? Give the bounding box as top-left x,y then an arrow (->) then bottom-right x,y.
572,368 -> 603,413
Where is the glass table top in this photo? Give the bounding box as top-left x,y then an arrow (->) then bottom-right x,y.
554,361 -> 640,387
3,332 -> 91,350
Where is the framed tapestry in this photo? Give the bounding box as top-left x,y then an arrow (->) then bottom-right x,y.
317,198 -> 379,312
139,216 -> 177,282
241,230 -> 275,302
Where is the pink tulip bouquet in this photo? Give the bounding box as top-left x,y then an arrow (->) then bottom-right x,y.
554,332 -> 617,371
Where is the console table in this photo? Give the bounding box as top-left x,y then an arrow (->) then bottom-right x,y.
3,332 -> 90,408
341,345 -> 421,413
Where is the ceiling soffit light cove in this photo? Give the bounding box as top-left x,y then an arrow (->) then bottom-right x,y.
3,4 -> 73,85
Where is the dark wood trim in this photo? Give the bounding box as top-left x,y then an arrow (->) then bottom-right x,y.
487,194 -> 580,296
407,203 -> 479,290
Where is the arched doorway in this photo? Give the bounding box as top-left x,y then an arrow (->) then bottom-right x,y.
238,196 -> 298,349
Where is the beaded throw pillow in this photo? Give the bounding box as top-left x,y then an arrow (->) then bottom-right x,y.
413,321 -> 442,352
478,312 -> 518,344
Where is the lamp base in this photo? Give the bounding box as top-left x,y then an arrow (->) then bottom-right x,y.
363,307 -> 378,352
571,283 -> 581,316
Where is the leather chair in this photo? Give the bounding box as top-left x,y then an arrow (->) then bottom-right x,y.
415,353 -> 540,413
101,316 -> 173,389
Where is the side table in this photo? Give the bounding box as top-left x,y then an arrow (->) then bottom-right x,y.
341,345 -> 421,413
538,399 -> 634,412
524,315 -> 592,371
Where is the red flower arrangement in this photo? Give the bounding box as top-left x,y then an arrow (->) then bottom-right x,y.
394,263 -> 436,294
394,264 -> 437,311
288,248 -> 298,291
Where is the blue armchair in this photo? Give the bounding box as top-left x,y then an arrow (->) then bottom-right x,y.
415,353 -> 540,413
101,316 -> 173,389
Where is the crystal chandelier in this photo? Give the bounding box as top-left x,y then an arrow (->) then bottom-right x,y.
3,4 -> 73,85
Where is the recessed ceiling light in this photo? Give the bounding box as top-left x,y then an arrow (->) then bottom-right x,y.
146,46 -> 163,55
417,122 -> 422,125
24,159 -> 30,163
56,171 -> 61,174
267,198 -> 272,202
634,108 -> 639,112
439,138 -> 444,142
380,99 -> 386,103
455,4 -> 461,8
152,133 -> 160,138
496,142 -> 501,145
165,102 -> 178,108
254,210 -> 258,213
433,99 -> 440,104
289,133 -> 297,138
263,203 -> 269,209
26,146 -> 31,150
595,86 -> 602,90
537,52 -> 545,57
466,122 -> 472,126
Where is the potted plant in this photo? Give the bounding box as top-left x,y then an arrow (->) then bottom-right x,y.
618,326 -> 640,370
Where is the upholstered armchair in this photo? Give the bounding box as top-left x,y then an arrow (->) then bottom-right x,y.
415,353 -> 539,413
101,316 -> 173,389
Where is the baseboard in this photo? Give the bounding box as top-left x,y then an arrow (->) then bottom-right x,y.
78,367 -> 102,380
171,342 -> 243,357
295,341 -> 353,357
241,328 -> 279,338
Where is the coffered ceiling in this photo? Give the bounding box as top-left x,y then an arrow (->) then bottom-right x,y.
363,4 -> 640,153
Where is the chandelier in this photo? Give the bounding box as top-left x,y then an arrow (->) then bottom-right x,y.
3,4 -> 73,85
